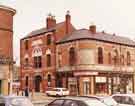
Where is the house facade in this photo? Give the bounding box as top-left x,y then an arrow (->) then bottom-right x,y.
20,12 -> 75,92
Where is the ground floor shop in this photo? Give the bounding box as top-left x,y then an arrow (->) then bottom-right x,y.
56,71 -> 134,95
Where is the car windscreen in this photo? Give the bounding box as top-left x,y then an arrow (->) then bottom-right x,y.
101,97 -> 118,106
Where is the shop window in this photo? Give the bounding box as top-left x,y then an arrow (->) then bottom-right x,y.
98,47 -> 103,64
47,34 -> 51,45
25,40 -> 29,50
69,47 -> 76,66
47,54 -> 51,67
108,52 -> 111,64
34,56 -> 42,68
127,51 -> 131,66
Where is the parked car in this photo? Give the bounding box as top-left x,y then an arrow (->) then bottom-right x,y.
79,95 -> 118,106
46,97 -> 107,106
0,96 -> 33,106
112,94 -> 135,106
45,88 -> 69,97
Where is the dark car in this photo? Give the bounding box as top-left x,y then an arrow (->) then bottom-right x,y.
46,97 -> 107,106
0,96 -> 33,106
78,95 -> 118,106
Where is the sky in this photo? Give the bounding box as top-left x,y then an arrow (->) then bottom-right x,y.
1,0 -> 135,65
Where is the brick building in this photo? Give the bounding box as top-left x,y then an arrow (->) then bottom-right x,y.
0,5 -> 16,95
21,12 -> 135,95
56,25 -> 135,95
20,11 -> 75,92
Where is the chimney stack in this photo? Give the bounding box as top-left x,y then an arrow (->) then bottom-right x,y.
46,13 -> 56,29
89,24 -> 96,34
65,10 -> 71,34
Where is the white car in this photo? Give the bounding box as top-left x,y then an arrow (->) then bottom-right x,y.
45,88 -> 69,97
112,94 -> 135,106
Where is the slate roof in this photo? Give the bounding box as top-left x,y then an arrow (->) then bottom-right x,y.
57,29 -> 135,46
22,22 -> 65,39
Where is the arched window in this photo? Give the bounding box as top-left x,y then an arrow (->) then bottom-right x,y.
98,47 -> 103,64
25,40 -> 29,50
69,47 -> 76,66
25,58 -> 28,65
127,51 -> 131,65
47,54 -> 51,67
114,49 -> 119,65
121,55 -> 124,65
108,52 -> 111,64
47,34 -> 51,45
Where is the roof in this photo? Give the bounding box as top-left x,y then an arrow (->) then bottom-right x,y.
22,22 -> 65,40
57,29 -> 135,47
0,5 -> 16,15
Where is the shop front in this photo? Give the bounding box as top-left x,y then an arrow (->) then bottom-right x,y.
73,71 -> 134,96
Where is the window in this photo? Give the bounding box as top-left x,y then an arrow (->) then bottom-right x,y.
108,52 -> 111,64
47,54 -> 51,67
25,76 -> 29,86
121,55 -> 124,65
127,51 -> 131,65
47,34 -> 51,45
69,47 -> 76,66
25,58 -> 29,65
98,47 -> 103,64
48,99 -> 64,106
25,40 -> 29,50
34,56 -> 42,68
63,100 -> 78,106
114,49 -> 119,65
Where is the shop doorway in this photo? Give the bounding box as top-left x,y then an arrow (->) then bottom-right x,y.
35,75 -> 42,92
83,81 -> 90,95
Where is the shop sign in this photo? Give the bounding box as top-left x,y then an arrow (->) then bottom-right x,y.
74,71 -> 98,76
96,77 -> 106,83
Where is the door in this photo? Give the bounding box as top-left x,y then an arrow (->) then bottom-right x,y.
35,76 -> 42,92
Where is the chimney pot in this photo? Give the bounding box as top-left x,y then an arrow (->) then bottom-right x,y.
89,24 -> 96,34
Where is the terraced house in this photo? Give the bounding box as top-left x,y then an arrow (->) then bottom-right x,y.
20,11 -> 75,92
20,12 -> 135,95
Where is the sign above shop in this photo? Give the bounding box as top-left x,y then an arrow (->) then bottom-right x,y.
74,71 -> 98,76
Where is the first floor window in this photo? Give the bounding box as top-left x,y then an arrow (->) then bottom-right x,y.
34,56 -> 42,68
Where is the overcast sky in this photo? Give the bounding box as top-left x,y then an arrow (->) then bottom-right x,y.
1,0 -> 135,65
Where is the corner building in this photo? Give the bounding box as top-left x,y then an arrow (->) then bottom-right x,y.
0,5 -> 16,95
21,12 -> 135,95
56,25 -> 135,95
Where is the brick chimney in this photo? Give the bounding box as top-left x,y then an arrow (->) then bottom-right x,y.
89,24 -> 96,34
65,10 -> 71,34
46,13 -> 56,29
